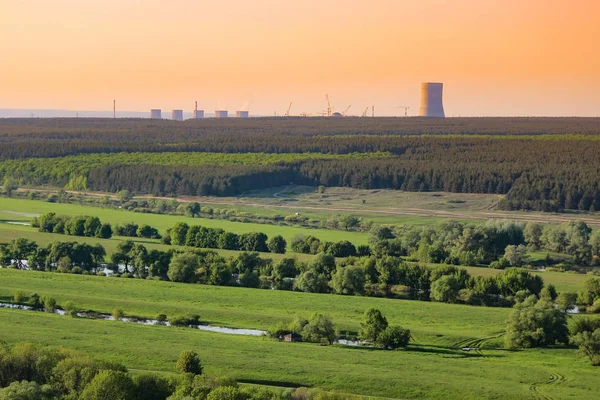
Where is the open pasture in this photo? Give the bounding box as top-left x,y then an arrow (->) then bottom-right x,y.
0,282 -> 598,399
0,268 -> 508,345
0,197 -> 369,247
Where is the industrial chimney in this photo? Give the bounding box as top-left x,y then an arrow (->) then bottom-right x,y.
419,82 -> 445,118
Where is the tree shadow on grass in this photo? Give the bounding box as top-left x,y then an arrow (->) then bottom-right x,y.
340,344 -> 506,359
237,378 -> 309,388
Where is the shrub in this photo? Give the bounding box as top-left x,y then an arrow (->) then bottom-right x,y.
12,290 -> 26,303
41,296 -> 56,313
588,299 -> 600,314
70,266 -> 83,275
112,308 -> 125,321
176,350 -> 203,375
155,313 -> 168,325
267,235 -> 287,254
430,275 -> 460,303
63,301 -> 79,317
376,326 -> 411,349
79,370 -> 135,400
301,313 -> 337,345
28,293 -> 42,309
556,292 -> 577,313
505,296 -> 569,349
169,314 -> 201,327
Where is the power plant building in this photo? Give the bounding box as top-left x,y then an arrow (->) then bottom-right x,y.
215,110 -> 228,118
193,109 -> 204,119
150,109 -> 162,119
236,111 -> 249,118
171,110 -> 183,121
419,82 -> 445,118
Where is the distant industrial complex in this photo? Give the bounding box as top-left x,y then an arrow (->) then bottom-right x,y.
147,82 -> 446,119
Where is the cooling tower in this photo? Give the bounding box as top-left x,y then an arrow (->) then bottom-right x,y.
193,109 -> 204,119
215,110 -> 228,118
171,110 -> 183,121
236,111 -> 249,118
419,82 -> 445,118
150,109 -> 162,119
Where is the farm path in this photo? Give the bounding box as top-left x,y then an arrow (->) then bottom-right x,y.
15,188 -> 600,227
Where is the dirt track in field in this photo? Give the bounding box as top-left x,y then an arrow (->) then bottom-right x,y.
19,188 -> 600,228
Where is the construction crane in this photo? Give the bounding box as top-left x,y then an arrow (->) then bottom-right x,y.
361,107 -> 369,117
285,102 -> 292,117
325,94 -> 333,116
342,105 -> 351,116
397,106 -> 410,116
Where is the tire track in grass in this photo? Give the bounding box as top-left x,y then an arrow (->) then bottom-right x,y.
450,331 -> 504,357
529,371 -> 567,400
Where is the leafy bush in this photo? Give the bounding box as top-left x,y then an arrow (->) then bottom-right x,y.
112,308 -> 125,321
176,350 -> 203,375
376,326 -> 411,349
505,296 -> 568,349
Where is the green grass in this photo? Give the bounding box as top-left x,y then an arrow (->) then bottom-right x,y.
0,269 -> 508,346
0,197 -> 369,247
1,297 -> 599,399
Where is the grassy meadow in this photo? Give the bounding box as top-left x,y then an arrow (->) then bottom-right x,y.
0,268 -> 508,345
0,271 -> 599,399
0,196 -> 369,247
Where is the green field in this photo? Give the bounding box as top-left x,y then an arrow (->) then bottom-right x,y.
0,197 -> 369,247
0,268 -> 508,345
0,270 -> 599,399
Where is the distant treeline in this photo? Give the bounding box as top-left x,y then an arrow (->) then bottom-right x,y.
2,118 -> 600,212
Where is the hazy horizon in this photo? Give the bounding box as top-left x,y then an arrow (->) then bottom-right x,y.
1,0 -> 599,117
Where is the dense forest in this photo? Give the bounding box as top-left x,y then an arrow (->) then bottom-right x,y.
1,117 -> 600,212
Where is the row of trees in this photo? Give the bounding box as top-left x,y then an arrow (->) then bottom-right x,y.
33,213 -> 162,241
33,213 -> 113,239
0,237 -> 552,309
291,235 -> 368,258
164,222 -> 287,254
368,220 -> 600,267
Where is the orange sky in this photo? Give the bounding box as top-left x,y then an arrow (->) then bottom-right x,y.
1,0 -> 599,116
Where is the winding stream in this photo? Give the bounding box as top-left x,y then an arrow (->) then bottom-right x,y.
0,302 -> 365,345
0,302 -> 265,336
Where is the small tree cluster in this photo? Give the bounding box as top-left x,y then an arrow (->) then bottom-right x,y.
359,308 -> 410,349
34,213 -> 112,239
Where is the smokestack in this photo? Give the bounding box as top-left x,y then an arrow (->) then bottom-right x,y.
419,82 -> 445,118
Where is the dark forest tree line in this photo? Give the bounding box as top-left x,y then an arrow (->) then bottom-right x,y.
2,118 -> 600,212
